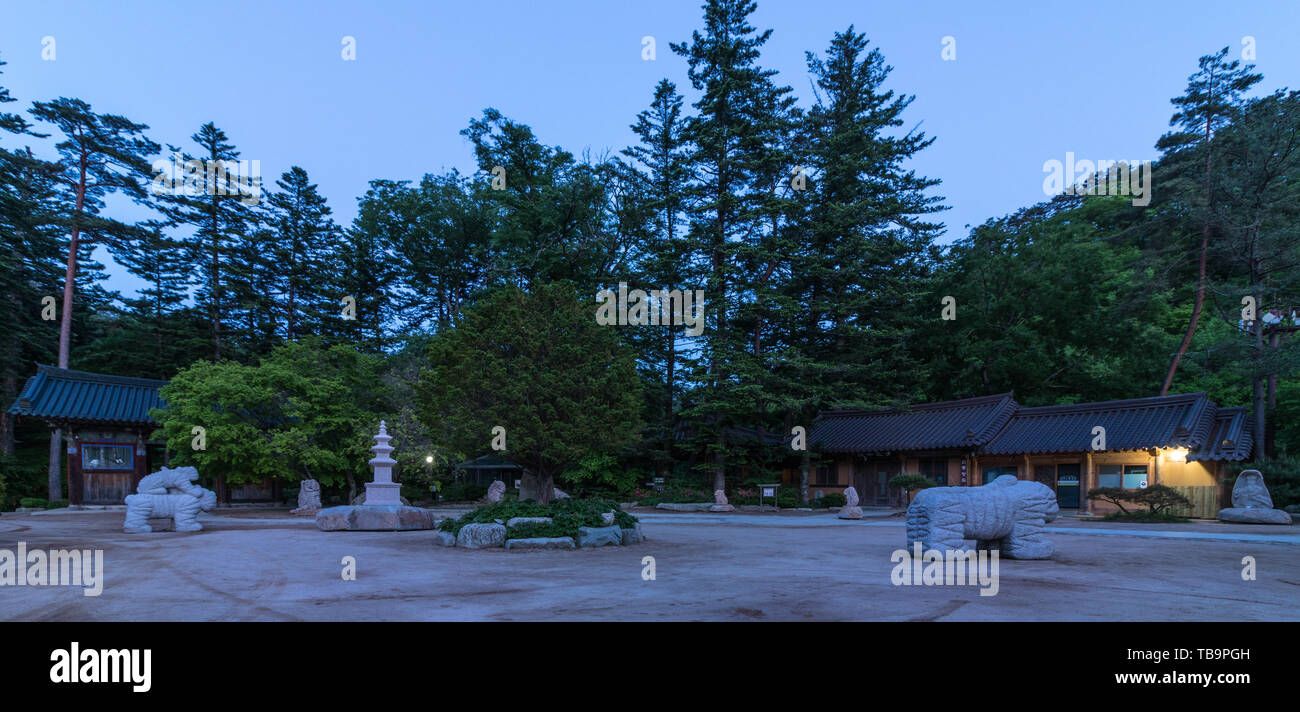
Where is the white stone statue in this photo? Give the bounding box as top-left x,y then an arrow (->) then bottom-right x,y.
906,475 -> 1059,559
123,466 -> 218,533
486,480 -> 506,503
292,479 -> 322,514
709,489 -> 734,512
838,486 -> 863,520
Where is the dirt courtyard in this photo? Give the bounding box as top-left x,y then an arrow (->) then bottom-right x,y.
1,509 -> 1296,621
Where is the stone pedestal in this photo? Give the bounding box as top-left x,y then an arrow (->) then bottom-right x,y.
316,421 -> 434,532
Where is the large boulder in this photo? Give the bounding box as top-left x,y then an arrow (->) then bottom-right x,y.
434,531 -> 457,547
621,523 -> 645,545
456,523 -> 507,549
316,505 -> 434,531
577,525 -> 623,548
505,537 -> 575,550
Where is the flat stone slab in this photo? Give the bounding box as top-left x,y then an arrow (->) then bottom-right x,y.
457,523 -> 507,549
506,516 -> 553,528
316,505 -> 434,531
1219,508 -> 1293,525
837,506 -> 863,520
709,504 -> 735,512
578,525 -> 623,548
656,502 -> 712,512
505,537 -> 575,550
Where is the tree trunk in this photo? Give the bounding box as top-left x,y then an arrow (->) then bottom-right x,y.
1160,103 -> 1216,396
799,448 -> 810,506
48,430 -> 63,501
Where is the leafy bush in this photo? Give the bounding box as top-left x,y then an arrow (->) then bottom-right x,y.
45,499 -> 69,510
558,453 -> 640,498
1226,457 -> 1300,509
19,497 -> 47,509
440,482 -> 489,502
816,493 -> 848,508
438,498 -> 637,541
635,484 -> 710,505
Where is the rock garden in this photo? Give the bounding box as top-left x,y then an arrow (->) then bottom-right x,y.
434,497 -> 644,550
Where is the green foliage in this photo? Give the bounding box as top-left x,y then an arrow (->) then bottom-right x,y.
45,499 -> 68,509
417,283 -> 643,492
1227,457 -> 1300,509
1133,484 -> 1192,515
154,339 -> 389,487
815,493 -> 847,508
438,498 -> 637,541
559,453 -> 640,497
440,482 -> 489,502
1088,485 -> 1191,515
635,484 -> 710,505
19,497 -> 46,509
888,474 -> 936,493
1102,510 -> 1190,523
1087,487 -> 1135,514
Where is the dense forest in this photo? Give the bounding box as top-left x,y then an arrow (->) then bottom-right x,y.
2,0 -> 1297,506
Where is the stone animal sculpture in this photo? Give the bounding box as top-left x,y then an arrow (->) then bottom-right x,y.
906,475 -> 1059,559
291,479 -> 322,514
485,480 -> 506,503
123,466 -> 218,533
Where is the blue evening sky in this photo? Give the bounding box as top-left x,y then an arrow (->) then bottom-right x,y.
2,0 -> 1296,297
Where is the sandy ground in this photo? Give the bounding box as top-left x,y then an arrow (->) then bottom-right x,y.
0,509 -> 1295,621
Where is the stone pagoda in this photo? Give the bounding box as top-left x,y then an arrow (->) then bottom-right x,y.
315,421 -> 435,531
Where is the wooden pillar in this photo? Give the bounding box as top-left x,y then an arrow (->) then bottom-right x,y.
1022,454 -> 1032,480
970,454 -> 979,487
65,428 -> 82,505
1083,452 -> 1094,515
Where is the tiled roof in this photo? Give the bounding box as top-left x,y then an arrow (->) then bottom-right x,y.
978,392 -> 1216,455
7,365 -> 166,426
810,393 -> 1019,454
1188,407 -> 1253,461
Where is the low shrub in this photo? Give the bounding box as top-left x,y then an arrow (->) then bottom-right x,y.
634,484 -> 710,505
440,482 -> 489,502
45,499 -> 69,510
1087,485 -> 1190,516
438,498 -> 638,541
19,497 -> 47,509
1103,510 -> 1189,523
816,492 -> 848,508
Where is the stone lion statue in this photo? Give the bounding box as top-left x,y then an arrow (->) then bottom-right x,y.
123,466 -> 218,533
485,480 -> 506,503
292,479 -> 322,514
906,475 -> 1059,559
